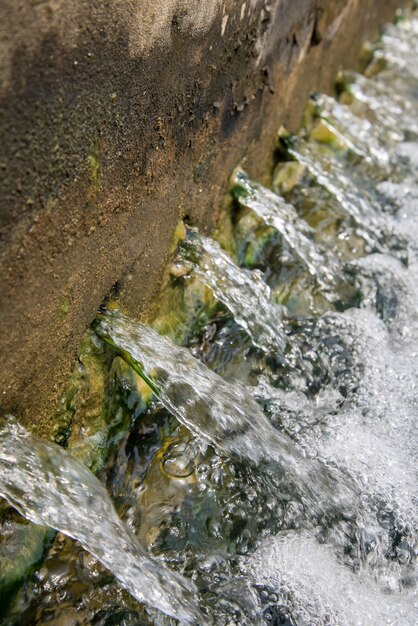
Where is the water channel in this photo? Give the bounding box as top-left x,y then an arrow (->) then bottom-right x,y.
0,13 -> 417,626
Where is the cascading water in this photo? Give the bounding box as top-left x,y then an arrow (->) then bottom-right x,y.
177,232 -> 288,352
0,415 -> 201,624
230,173 -> 337,289
1,13 -> 417,626
341,70 -> 418,138
311,93 -> 395,167
285,140 -> 392,249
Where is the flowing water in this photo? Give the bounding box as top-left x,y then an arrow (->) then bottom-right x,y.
285,140 -> 394,250
230,173 -> 337,289
1,14 -> 417,626
0,416 -> 201,624
178,232 -> 288,352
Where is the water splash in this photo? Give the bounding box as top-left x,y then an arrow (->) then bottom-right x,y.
312,93 -> 394,170
179,231 -> 287,352
286,141 -> 389,249
378,20 -> 418,83
244,531 -> 416,626
232,171 -> 337,289
95,311 -> 302,465
342,71 -> 418,138
2,14 -> 418,626
95,310 -> 353,517
0,415 -> 202,624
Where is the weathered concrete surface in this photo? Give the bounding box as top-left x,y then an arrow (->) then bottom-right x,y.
0,0 -> 410,435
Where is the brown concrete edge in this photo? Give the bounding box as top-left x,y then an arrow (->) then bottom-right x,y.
0,0 -> 411,436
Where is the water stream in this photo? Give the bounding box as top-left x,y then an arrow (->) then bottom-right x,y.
178,232 -> 288,352
0,416 -> 201,624
231,173 -> 337,289
1,13 -> 417,626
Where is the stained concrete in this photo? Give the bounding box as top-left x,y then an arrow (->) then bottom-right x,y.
0,0 -> 410,435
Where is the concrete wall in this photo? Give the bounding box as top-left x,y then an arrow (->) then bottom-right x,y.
0,0 -> 409,434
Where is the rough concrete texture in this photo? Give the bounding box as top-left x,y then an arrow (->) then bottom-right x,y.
0,0 -> 410,435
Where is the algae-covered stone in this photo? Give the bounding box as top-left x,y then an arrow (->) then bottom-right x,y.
0,501 -> 51,613
68,344 -> 155,473
137,434 -> 200,547
273,161 -> 306,194
57,330 -> 110,472
53,330 -> 109,446
54,325 -> 155,475
110,356 -> 154,418
309,120 -> 345,149
235,214 -> 279,270
150,223 -> 221,346
150,273 -> 217,346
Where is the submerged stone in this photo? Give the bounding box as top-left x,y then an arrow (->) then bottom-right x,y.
0,501 -> 51,614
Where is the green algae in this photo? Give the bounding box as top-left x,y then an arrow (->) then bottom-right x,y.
0,329 -> 158,614
3,17 -> 413,618
149,222 -> 220,346
55,30 -> 406,472
0,502 -> 52,616
58,292 -> 72,318
53,331 -> 109,445
273,161 -> 305,194
57,328 -> 158,474
87,145 -> 101,191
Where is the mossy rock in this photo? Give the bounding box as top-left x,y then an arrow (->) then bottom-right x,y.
235,217 -> 279,270
273,161 -> 306,194
0,502 -> 52,615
